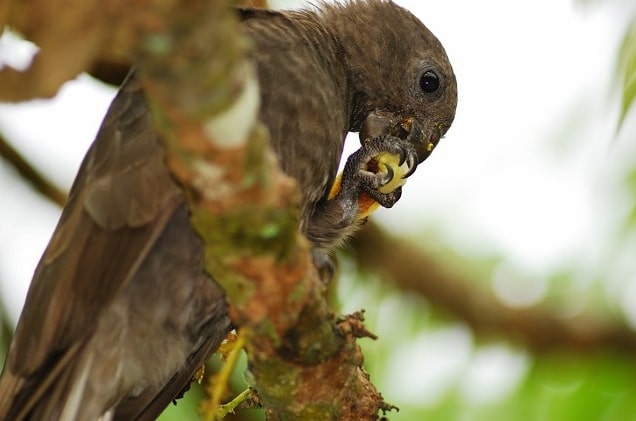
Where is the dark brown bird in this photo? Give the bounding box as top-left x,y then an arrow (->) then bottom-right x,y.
0,1 -> 457,419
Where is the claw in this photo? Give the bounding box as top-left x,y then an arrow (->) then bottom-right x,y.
362,185 -> 402,208
396,147 -> 407,166
312,249 -> 335,285
403,154 -> 417,178
375,151 -> 411,194
382,163 -> 394,185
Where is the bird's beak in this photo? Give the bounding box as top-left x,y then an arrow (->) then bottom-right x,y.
359,111 -> 439,164
359,110 -> 396,143
396,118 -> 439,164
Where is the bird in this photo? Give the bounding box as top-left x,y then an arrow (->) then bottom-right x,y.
0,0 -> 457,419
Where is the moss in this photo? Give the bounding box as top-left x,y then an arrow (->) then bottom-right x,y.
261,318 -> 284,349
191,204 -> 297,259
250,355 -> 300,402
290,404 -> 337,420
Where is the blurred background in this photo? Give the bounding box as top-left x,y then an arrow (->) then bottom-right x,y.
1,0 -> 636,420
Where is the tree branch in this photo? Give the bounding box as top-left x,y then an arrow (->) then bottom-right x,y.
350,222 -> 636,355
127,0 -> 386,418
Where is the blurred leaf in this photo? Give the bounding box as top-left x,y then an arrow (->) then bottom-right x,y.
158,383 -> 205,421
618,19 -> 636,127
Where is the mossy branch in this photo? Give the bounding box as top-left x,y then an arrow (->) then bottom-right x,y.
128,0 -> 385,419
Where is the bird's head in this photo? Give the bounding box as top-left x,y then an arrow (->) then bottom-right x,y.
325,0 -> 457,163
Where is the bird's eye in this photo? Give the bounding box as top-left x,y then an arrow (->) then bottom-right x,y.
419,70 -> 440,94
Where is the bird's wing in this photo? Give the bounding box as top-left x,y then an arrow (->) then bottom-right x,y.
112,334 -> 221,420
0,71 -> 185,419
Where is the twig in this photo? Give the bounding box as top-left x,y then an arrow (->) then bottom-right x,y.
201,330 -> 248,420
0,132 -> 67,206
0,299 -> 15,360
216,388 -> 257,418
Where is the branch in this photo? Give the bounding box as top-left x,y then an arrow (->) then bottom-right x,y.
0,132 -> 67,206
350,222 -> 636,355
0,0 -> 173,101
127,0 -> 386,419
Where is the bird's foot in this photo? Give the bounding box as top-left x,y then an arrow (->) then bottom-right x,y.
341,134 -> 418,208
306,134 -> 418,247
